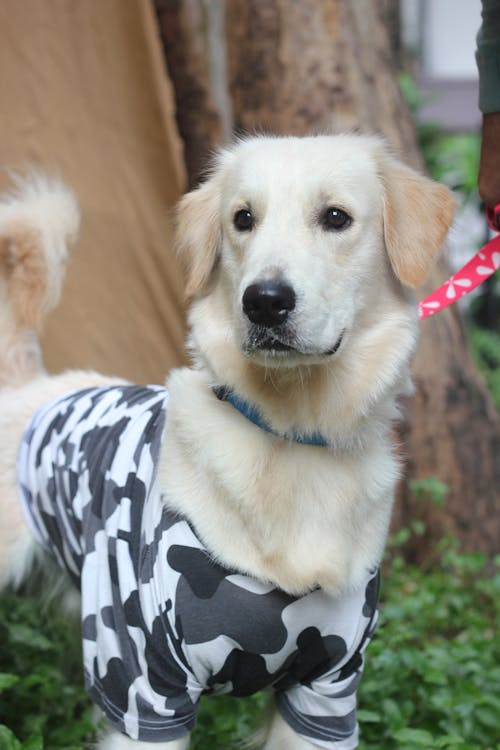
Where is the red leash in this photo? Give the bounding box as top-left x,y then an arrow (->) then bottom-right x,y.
419,204 -> 500,320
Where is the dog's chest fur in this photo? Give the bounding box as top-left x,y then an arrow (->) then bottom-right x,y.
160,368 -> 398,597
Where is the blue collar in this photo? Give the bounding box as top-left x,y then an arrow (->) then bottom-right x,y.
213,386 -> 330,447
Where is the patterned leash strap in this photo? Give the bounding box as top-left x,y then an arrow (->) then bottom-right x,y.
418,204 -> 500,320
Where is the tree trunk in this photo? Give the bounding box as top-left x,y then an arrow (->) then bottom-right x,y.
155,0 -> 228,187
156,0 -> 499,558
226,0 -> 416,152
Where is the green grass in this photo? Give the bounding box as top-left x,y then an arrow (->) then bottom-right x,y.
0,536 -> 498,750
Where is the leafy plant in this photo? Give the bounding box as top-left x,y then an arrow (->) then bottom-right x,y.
409,476 -> 449,508
468,324 -> 500,407
358,539 -> 500,749
420,130 -> 481,198
399,71 -> 481,197
0,592 -> 95,750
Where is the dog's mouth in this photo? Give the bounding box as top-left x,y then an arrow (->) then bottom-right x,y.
322,331 -> 345,356
255,337 -> 294,352
244,329 -> 345,358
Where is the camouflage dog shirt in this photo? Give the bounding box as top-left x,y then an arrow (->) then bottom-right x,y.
17,385 -> 379,748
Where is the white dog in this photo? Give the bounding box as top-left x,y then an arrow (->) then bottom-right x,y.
0,135 -> 454,750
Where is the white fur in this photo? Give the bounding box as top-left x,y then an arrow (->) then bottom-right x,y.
0,136 -> 454,749
263,712 -> 323,749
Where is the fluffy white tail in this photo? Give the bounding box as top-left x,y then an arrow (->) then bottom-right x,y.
0,172 -> 79,384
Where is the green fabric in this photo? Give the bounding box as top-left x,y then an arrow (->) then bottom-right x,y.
476,0 -> 500,112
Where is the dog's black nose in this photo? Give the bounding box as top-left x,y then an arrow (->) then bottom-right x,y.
242,281 -> 296,327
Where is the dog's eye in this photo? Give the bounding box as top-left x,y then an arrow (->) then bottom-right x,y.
321,207 -> 352,231
234,209 -> 254,231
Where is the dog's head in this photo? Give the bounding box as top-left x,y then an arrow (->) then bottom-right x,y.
177,135 -> 454,379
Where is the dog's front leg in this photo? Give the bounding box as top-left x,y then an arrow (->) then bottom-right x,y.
98,729 -> 190,750
262,709 -> 318,750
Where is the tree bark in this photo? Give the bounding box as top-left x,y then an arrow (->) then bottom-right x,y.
155,0 -> 227,187
155,0 -> 499,558
226,1 -> 415,150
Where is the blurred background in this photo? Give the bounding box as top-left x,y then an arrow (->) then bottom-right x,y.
0,3 -> 498,748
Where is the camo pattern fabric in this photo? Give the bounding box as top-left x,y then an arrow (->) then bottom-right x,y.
17,384 -> 379,748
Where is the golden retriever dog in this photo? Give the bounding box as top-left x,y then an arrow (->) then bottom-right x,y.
0,135 -> 454,750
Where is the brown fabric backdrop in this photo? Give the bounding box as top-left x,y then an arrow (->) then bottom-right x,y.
0,0 -> 187,384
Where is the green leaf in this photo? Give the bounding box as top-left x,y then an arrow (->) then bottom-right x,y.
7,625 -> 54,652
0,674 -> 19,692
411,519 -> 426,536
357,709 -> 381,723
409,477 -> 448,507
0,725 -> 22,750
475,706 -> 500,729
20,736 -> 43,750
434,736 -> 466,748
394,728 -> 435,745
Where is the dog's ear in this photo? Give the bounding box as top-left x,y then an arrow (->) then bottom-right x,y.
176,176 -> 222,299
382,159 -> 455,287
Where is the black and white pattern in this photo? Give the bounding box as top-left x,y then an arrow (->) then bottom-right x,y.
17,385 -> 379,748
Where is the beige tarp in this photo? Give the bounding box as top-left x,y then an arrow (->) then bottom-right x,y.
0,0 -> 188,384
